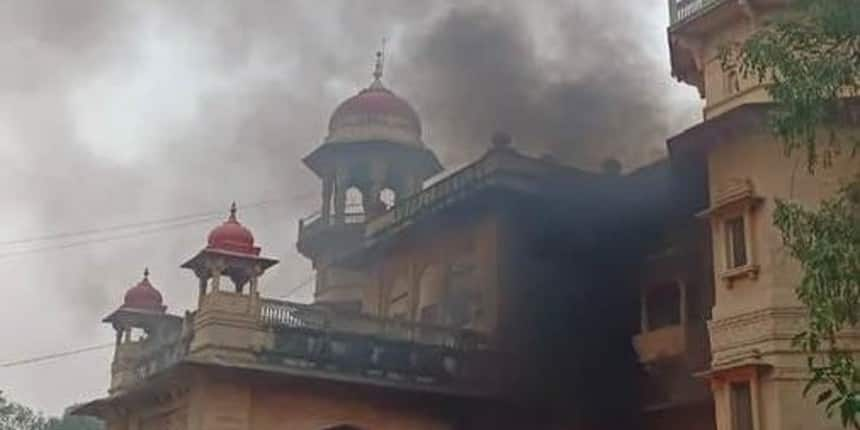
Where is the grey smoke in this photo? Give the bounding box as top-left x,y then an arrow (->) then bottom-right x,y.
0,0 -> 699,414
400,3 -> 676,165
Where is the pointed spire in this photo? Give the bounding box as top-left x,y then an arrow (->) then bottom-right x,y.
229,201 -> 238,222
143,267 -> 150,280
373,50 -> 384,81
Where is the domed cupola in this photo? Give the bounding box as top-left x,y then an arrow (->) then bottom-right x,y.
298,50 -> 443,309
206,202 -> 259,256
325,56 -> 423,148
182,203 -> 278,301
121,268 -> 166,313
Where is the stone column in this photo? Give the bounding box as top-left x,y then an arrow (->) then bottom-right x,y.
197,275 -> 208,309
367,159 -> 388,216
249,265 -> 261,296
334,172 -> 347,223
210,265 -> 223,292
321,176 -> 334,223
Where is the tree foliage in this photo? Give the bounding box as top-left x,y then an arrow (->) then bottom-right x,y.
723,0 -> 860,427
724,0 -> 860,171
0,392 -> 102,430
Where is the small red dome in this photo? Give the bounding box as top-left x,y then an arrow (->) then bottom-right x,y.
207,203 -> 259,255
122,268 -> 165,312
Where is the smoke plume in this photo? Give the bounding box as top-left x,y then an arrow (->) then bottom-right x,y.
0,0 -> 698,414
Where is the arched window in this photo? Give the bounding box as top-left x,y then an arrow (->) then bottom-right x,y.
345,186 -> 364,214
343,186 -> 366,223
379,188 -> 396,210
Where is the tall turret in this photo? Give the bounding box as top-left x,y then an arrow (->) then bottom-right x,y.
298,51 -> 442,311
103,269 -> 181,394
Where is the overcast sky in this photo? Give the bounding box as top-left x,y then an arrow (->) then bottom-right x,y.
0,0 -> 701,415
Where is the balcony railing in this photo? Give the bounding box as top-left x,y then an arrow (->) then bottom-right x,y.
669,0 -> 725,26
260,298 -> 488,350
298,205 -> 366,242
120,295 -> 498,396
258,299 -> 497,394
367,160 -> 491,237
632,320 -> 709,367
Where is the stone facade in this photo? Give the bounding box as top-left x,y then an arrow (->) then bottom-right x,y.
670,1 -> 859,429
74,2 -> 859,428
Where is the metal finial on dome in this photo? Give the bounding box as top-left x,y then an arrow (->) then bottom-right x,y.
229,201 -> 238,221
143,267 -> 150,279
373,50 -> 384,81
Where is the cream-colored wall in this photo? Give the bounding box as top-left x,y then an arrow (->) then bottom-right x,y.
103,369 -> 456,430
706,129 -> 857,430
770,377 -> 842,430
713,374 -> 843,430
370,212 -> 501,334
250,382 -> 451,430
699,18 -> 771,119
707,131 -> 856,322
315,266 -> 369,305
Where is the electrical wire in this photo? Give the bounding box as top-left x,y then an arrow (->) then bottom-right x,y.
0,199 -> 284,248
0,343 -> 114,368
0,217 -> 217,260
0,197 -> 311,261
0,192 -> 323,368
278,273 -> 317,300
0,274 -> 317,369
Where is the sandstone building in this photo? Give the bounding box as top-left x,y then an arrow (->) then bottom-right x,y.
75,1 -> 858,428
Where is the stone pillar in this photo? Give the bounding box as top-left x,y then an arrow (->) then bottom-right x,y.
210,266 -> 222,292
321,176 -> 334,223
367,159 -> 388,217
249,265 -> 261,296
334,172 -> 347,223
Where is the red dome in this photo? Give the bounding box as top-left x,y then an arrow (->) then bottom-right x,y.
122,269 -> 165,312
207,203 -> 259,255
326,80 -> 423,147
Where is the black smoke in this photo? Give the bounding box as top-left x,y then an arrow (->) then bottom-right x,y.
0,0 -> 698,414
399,2 -> 676,165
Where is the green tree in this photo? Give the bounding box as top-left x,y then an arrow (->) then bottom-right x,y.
0,392 -> 49,430
44,415 -> 102,430
0,392 -> 102,430
722,0 -> 860,427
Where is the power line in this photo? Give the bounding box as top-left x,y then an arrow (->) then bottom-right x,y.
278,273 -> 317,300
0,217 -> 218,260
0,343 -> 114,368
0,199 -> 284,247
0,194 -> 326,369
0,275 -> 317,369
0,197 -> 313,261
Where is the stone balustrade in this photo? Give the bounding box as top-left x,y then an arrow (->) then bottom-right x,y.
114,294 -> 499,397
669,0 -> 725,26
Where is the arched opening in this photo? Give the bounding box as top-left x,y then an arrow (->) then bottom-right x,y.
379,188 -> 396,210
345,186 -> 365,222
